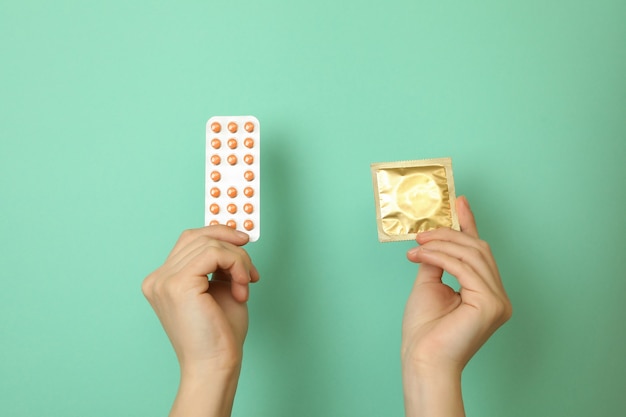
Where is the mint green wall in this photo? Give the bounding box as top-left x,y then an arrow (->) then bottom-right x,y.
1,1 -> 624,416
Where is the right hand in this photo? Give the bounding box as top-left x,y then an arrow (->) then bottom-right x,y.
402,196 -> 512,375
141,225 -> 260,374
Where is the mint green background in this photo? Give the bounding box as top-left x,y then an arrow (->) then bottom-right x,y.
1,1 -> 625,416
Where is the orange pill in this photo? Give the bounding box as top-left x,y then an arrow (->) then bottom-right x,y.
227,204 -> 237,214
210,171 -> 221,182
226,220 -> 237,229
210,204 -> 220,214
243,203 -> 253,214
227,187 -> 238,198
228,138 -> 238,149
227,154 -> 238,165
211,138 -> 221,149
211,122 -> 221,133
243,187 -> 254,197
244,138 -> 254,148
244,220 -> 254,231
244,170 -> 255,181
243,154 -> 254,165
244,121 -> 255,132
210,187 -> 221,198
209,220 -> 219,226
228,122 -> 238,133
211,154 -> 221,165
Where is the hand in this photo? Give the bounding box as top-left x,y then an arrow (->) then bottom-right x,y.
142,225 -> 260,417
401,196 -> 512,416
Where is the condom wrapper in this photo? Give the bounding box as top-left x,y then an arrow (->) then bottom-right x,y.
205,116 -> 260,241
371,158 -> 459,242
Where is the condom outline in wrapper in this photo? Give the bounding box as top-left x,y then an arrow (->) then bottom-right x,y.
371,158 -> 460,242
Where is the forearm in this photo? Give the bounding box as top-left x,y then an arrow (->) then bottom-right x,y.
402,363 -> 465,417
170,366 -> 241,417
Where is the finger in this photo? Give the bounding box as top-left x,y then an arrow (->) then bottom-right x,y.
414,262 -> 445,285
211,270 -> 251,304
170,241 -> 252,288
411,239 -> 500,295
212,266 -> 251,304
173,238 -> 255,303
409,246 -> 491,294
249,263 -> 261,283
214,261 -> 260,301
408,248 -> 445,285
202,245 -> 253,303
167,225 -> 250,260
456,195 -> 479,239
414,228 -> 498,278
416,228 -> 477,248
213,259 -> 260,284
169,236 -> 253,274
230,281 -> 249,303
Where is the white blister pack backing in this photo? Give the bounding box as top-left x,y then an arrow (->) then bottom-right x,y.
205,116 -> 260,241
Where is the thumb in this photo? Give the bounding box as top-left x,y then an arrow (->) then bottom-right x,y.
414,263 -> 444,286
456,195 -> 479,238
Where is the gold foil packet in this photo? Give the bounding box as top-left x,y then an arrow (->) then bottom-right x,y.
371,158 -> 459,242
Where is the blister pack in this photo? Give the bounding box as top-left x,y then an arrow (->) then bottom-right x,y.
205,116 -> 260,241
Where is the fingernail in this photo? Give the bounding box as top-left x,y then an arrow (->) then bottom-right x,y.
235,230 -> 249,239
408,247 -> 423,256
460,196 -> 471,210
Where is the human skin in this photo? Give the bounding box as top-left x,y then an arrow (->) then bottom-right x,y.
142,226 -> 259,417
402,196 -> 512,417
142,196 -> 511,417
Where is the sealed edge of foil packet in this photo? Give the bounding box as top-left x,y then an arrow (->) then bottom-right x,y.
371,157 -> 460,242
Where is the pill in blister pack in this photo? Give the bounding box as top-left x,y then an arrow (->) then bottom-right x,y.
371,157 -> 459,242
205,116 -> 260,241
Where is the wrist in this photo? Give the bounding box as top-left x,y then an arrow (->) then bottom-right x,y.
401,354 -> 463,380
401,340 -> 465,380
171,365 -> 242,417
179,354 -> 242,380
402,360 -> 465,417
180,363 -> 241,387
